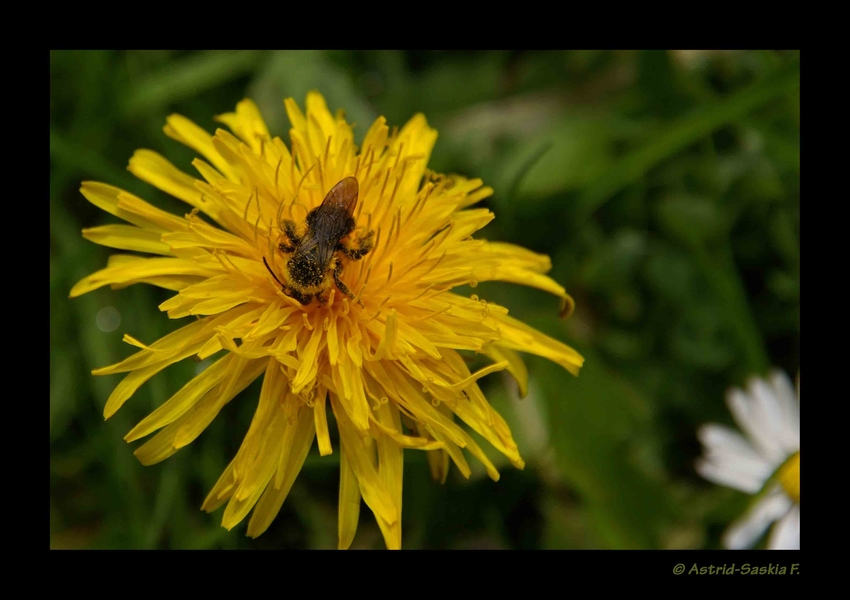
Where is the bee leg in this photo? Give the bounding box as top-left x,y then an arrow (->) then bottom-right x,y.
338,229 -> 375,261
332,261 -> 358,303
281,219 -> 302,250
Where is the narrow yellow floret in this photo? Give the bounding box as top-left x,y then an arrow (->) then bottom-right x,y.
71,92 -> 584,549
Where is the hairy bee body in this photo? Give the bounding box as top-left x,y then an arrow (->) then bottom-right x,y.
264,177 -> 374,305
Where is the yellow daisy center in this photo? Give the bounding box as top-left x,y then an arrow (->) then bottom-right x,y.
777,451 -> 800,504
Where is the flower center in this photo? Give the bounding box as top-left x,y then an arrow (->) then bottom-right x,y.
777,451 -> 800,504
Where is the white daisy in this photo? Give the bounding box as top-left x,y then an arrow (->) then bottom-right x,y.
696,370 -> 800,550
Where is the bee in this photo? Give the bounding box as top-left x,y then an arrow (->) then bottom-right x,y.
263,177 -> 375,305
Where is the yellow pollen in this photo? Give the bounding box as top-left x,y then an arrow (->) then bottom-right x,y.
778,451 -> 800,504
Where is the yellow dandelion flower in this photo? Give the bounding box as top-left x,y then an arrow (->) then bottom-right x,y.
70,92 -> 584,549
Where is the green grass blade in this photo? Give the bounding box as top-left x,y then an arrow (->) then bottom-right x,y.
122,50 -> 265,117
576,61 -> 800,222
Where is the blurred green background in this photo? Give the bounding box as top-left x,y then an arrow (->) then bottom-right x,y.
49,50 -> 800,549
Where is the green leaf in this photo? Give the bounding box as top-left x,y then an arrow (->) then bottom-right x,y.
669,307 -> 736,370
576,60 -> 800,221
142,458 -> 181,548
655,195 -> 728,246
122,50 -> 266,117
50,129 -> 141,193
539,350 -> 675,548
493,113 -> 616,203
689,240 -> 770,375
580,229 -> 648,291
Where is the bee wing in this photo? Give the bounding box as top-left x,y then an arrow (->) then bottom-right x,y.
321,177 -> 359,215
312,177 -> 359,267
316,238 -> 338,269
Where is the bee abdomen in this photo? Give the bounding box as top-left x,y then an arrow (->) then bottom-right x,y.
288,255 -> 325,289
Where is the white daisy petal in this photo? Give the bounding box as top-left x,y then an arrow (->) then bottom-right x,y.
767,504 -> 800,550
768,370 -> 798,415
697,425 -> 774,491
749,377 -> 790,459
722,488 -> 793,549
696,457 -> 765,494
768,370 -> 799,453
698,424 -> 769,466
727,387 -> 785,465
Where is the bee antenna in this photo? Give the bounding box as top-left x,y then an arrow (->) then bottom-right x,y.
263,256 -> 285,288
